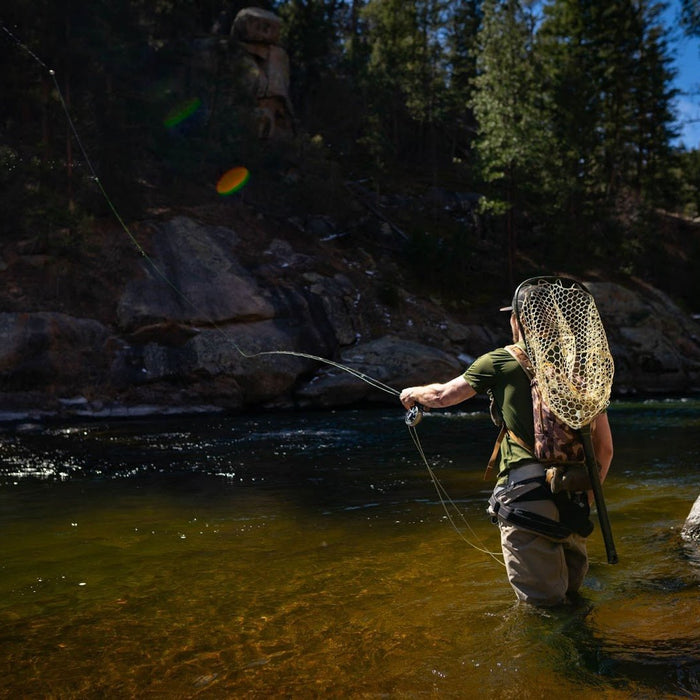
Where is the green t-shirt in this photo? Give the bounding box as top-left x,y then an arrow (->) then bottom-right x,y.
462,343 -> 535,482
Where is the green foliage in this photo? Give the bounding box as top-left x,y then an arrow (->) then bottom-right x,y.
274,132 -> 355,219
539,0 -> 677,200
357,0 -> 455,175
529,0 -> 680,262
443,1 -> 482,145
1,0 -> 264,228
276,0 -> 346,118
403,210 -> 486,299
672,148 -> 700,218
471,1 -> 551,191
0,0 -> 695,291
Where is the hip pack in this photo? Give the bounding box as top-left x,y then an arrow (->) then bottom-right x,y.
488,481 -> 594,539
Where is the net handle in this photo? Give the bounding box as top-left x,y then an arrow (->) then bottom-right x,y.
581,424 -> 619,564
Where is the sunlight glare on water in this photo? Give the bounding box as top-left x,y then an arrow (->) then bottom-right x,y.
0,401 -> 699,697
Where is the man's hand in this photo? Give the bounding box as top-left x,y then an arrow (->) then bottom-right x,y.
400,388 -> 418,409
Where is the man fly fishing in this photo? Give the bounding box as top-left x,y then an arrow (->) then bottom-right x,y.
400,277 -> 614,607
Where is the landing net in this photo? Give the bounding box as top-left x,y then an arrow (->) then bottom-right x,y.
516,277 -> 614,430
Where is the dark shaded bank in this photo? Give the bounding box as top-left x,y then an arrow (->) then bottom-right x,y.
2,211 -> 700,421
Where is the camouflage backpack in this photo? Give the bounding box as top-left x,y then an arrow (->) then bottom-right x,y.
505,345 -> 585,466
484,345 -> 590,492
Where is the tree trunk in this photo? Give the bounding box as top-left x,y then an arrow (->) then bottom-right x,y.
64,11 -> 74,212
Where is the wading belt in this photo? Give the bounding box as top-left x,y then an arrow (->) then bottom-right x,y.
488,474 -> 594,539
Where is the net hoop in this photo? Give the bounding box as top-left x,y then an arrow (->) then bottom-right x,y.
513,277 -> 614,430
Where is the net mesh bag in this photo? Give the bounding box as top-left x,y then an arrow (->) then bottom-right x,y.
516,278 -> 614,430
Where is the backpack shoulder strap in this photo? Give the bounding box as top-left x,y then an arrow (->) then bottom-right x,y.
505,344 -> 534,379
483,424 -> 506,481
483,345 -> 538,480
484,344 -> 546,481
483,426 -> 536,480
502,344 -> 537,460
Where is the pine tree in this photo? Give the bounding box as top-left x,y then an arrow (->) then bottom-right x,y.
444,1 -> 483,164
631,1 -> 678,203
470,0 -> 551,285
539,0 -> 677,219
277,0 -> 346,122
680,0 -> 700,35
358,0 -> 452,171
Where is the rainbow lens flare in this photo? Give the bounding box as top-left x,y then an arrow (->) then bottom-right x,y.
163,97 -> 202,128
216,166 -> 250,195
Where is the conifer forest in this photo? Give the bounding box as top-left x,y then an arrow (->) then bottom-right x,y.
2,1 -> 700,303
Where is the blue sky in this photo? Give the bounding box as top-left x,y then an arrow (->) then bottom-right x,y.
664,2 -> 700,149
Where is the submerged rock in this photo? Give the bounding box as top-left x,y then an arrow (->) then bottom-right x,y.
681,494 -> 700,542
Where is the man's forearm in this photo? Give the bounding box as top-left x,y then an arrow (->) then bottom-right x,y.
400,376 -> 476,409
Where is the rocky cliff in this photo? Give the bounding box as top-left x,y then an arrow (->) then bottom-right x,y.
2,204 -> 700,423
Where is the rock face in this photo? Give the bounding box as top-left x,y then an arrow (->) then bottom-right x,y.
295,337 -> 464,407
588,281 -> 700,395
232,7 -> 294,139
0,312 -> 110,391
117,217 -> 276,328
109,216 -> 335,409
2,215 -> 700,420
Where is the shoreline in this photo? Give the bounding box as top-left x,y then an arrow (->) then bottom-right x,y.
2,391 -> 699,430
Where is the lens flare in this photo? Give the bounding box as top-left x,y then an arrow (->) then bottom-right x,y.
216,166 -> 250,195
163,97 -> 202,128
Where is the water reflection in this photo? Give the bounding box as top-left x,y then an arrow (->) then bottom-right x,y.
0,401 -> 699,697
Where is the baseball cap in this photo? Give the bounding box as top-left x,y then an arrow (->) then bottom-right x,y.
499,286 -> 528,313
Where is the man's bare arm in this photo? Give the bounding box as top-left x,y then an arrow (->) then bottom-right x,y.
400,376 -> 476,410
592,412 -> 613,483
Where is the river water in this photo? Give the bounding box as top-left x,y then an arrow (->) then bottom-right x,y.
1,398 -> 698,698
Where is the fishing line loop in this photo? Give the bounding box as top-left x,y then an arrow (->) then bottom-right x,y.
408,424 -> 505,565
4,24 -> 502,563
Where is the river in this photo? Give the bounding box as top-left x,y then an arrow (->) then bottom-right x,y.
1,399 -> 698,698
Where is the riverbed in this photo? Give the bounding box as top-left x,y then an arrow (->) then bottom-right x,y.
1,399 -> 698,697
